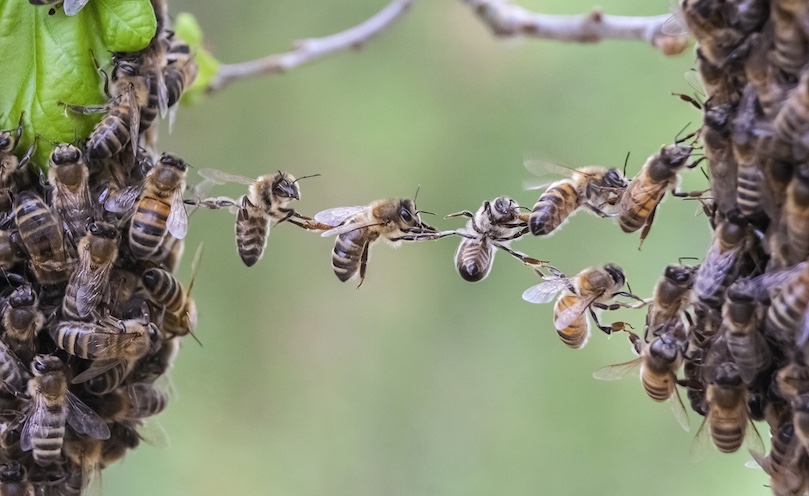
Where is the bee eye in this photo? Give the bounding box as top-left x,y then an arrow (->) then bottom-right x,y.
400,208 -> 413,223
34,359 -> 47,373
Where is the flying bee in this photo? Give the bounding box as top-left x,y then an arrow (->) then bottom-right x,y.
691,361 -> 764,456
142,244 -> 202,341
618,141 -> 700,246
721,282 -> 770,385
594,323 -> 690,431
523,162 -> 627,236
522,263 -> 643,349
646,263 -> 697,331
63,53 -> 149,160
0,461 -> 31,496
13,190 -> 71,286
315,198 -> 439,286
105,152 -> 188,260
47,143 -> 92,244
62,222 -> 119,321
20,355 -> 110,466
693,212 -> 750,310
751,422 -> 807,496
2,284 -> 44,365
195,169 -> 320,267
28,0 -> 91,15
447,196 -> 545,282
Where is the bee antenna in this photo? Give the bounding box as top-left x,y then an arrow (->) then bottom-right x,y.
674,122 -> 694,144
622,151 -> 630,177
678,256 -> 699,265
416,210 -> 436,216
413,185 -> 421,203
292,173 -> 321,183
35,133 -> 58,147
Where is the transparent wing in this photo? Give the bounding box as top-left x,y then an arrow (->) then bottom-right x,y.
555,295 -> 597,331
71,359 -> 125,384
799,310 -> 809,347
661,7 -> 687,36
592,357 -> 641,381
314,206 -> 367,227
669,387 -> 690,432
321,221 -> 381,238
19,396 -> 45,452
105,184 -> 142,213
521,278 -> 569,304
133,418 -> 170,448
746,262 -> 807,299
63,0 -> 91,15
65,391 -> 110,440
154,64 -> 168,118
75,265 -> 105,319
523,160 -> 577,191
197,168 -> 254,186
689,416 -> 712,462
167,191 -> 189,239
745,420 -> 765,458
127,90 -> 140,159
695,243 -> 739,296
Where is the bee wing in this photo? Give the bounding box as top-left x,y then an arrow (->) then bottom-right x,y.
104,184 -> 142,213
314,206 -> 367,227
554,295 -> 597,331
320,221 -> 382,238
523,160 -> 575,191
521,278 -> 568,304
62,0 -> 90,15
167,191 -> 189,239
75,265 -> 113,318
744,419 -> 765,457
592,357 -> 641,381
65,391 -> 111,440
71,359 -> 124,384
661,6 -> 687,36
127,89 -> 140,158
695,243 -> 739,296
197,168 -> 254,186
132,419 -> 171,448
19,396 -> 46,452
689,415 -> 712,462
669,386 -> 690,432
154,64 -> 168,118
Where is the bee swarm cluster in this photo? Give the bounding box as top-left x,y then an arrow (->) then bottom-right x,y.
0,1 -> 199,494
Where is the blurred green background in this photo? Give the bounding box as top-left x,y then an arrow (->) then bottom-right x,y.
104,0 -> 769,495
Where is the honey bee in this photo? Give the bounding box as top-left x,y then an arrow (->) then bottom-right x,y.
524,162 -> 627,236
774,72 -> 809,157
50,315 -> 157,370
83,361 -> 133,396
315,198 -> 439,286
771,0 -> 809,82
679,350 -> 707,417
47,144 -> 92,244
105,153 -> 188,260
62,222 -> 119,321
125,382 -> 168,419
150,234 -> 184,272
731,86 -> 765,219
63,53 -> 149,160
0,461 -> 31,496
20,355 -> 110,466
618,141 -> 698,246
784,164 -> 809,264
196,169 -> 320,267
721,282 -> 770,385
743,29 -> 787,120
164,35 -> 198,125
764,261 -> 809,345
793,393 -> 809,453
594,323 -> 690,431
751,422 -> 807,496
447,196 -> 545,282
700,100 -> 738,215
61,432 -> 102,495
13,190 -> 71,285
106,268 -> 145,320
0,217 -> 21,272
0,115 -> 34,190
128,336 -> 178,384
693,212 -> 750,310
2,284 -> 44,365
692,361 -> 763,455
0,339 -> 29,396
28,0 -> 90,16
100,422 -> 141,468
142,244 -> 202,340
646,263 -> 697,331
522,264 -> 642,349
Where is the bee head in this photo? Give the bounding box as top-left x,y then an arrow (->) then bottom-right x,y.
0,461 -> 23,483
602,263 -> 625,288
272,172 -> 301,201
663,264 -> 696,286
712,362 -> 742,387
8,284 -> 36,308
0,132 -> 13,153
112,54 -> 141,80
490,196 -> 518,221
602,168 -> 627,189
88,221 -> 119,241
32,355 -> 62,375
158,153 -> 187,172
51,144 -> 82,165
648,331 -> 679,363
398,199 -> 418,227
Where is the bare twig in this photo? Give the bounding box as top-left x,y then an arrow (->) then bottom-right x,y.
207,0 -> 414,92
463,0 -> 689,56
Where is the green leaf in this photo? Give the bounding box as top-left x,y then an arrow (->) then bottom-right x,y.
0,0 -> 156,168
175,12 -> 219,105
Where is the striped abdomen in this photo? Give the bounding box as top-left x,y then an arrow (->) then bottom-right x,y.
529,181 -> 578,236
735,161 -> 763,218
785,172 -> 809,262
142,268 -> 184,312
708,396 -> 746,453
128,383 -> 168,418
765,265 -> 809,339
331,227 -> 370,282
138,72 -> 161,134
235,202 -> 269,267
640,365 -> 675,402
86,106 -> 132,160
85,361 -> 132,395
553,295 -> 588,349
618,176 -> 665,233
13,192 -> 69,285
0,344 -> 26,393
30,406 -> 67,466
129,196 -> 171,259
454,237 -> 494,282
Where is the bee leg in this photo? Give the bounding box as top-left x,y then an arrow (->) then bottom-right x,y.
17,138 -> 37,171
582,203 -> 616,218
671,188 -> 709,198
637,204 -> 659,250
611,290 -> 648,307
59,102 -> 109,115
13,112 -> 24,144
588,306 -> 631,335
444,210 -> 474,219
356,242 -> 370,289
494,242 -> 548,268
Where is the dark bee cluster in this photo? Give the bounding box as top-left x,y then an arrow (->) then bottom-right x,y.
0,1 -> 200,494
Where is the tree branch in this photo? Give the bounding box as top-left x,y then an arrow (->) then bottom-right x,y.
463,0 -> 689,56
207,0 -> 414,92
